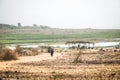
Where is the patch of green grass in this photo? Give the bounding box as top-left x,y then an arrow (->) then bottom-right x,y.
0,30 -> 120,44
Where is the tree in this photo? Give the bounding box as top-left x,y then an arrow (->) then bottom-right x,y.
40,25 -> 50,29
33,24 -> 37,27
18,22 -> 21,27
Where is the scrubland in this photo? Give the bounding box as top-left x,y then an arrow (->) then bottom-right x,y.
0,47 -> 120,80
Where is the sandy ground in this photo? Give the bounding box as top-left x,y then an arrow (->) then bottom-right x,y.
0,52 -> 63,68
0,50 -> 120,80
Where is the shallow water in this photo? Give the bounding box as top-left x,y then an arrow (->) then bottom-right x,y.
7,42 -> 120,49
51,42 -> 120,48
94,42 -> 120,47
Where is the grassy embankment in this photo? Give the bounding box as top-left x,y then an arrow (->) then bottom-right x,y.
0,31 -> 120,44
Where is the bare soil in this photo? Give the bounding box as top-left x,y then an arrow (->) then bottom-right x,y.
0,49 -> 120,80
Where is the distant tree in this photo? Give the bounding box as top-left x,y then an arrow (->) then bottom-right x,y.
0,23 -> 16,29
18,22 -> 21,27
33,24 -> 37,27
0,24 -> 3,29
10,25 -> 16,29
40,25 -> 51,29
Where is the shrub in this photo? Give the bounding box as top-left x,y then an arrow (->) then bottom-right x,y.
30,48 -> 39,55
15,45 -> 23,54
39,46 -> 50,53
69,46 -> 76,49
80,46 -> 87,49
73,51 -> 82,63
0,48 -> 18,61
20,48 -> 39,56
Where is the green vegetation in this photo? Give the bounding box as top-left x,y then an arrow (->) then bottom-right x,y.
0,24 -> 17,29
0,23 -> 51,29
0,30 -> 120,44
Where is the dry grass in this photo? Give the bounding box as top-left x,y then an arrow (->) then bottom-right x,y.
0,48 -> 18,61
0,69 -> 120,80
0,48 -> 120,80
72,48 -> 120,64
0,46 -> 40,61
15,45 -> 23,54
30,48 -> 39,55
15,45 -> 40,56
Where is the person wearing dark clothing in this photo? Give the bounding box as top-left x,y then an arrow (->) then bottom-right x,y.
50,47 -> 54,56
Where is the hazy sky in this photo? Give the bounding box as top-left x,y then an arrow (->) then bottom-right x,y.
0,0 -> 120,29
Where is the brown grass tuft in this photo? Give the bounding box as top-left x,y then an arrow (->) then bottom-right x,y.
30,48 -> 39,56
0,48 -> 18,61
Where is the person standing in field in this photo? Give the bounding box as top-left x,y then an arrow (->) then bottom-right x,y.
49,47 -> 54,56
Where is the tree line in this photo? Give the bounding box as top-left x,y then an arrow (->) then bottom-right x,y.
0,23 -> 51,29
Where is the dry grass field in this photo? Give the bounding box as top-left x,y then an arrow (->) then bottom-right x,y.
0,48 -> 120,80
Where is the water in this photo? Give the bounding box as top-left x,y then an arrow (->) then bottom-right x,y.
51,42 -> 120,48
94,42 -> 120,47
31,42 -> 119,48
7,42 -> 120,49
7,43 -> 46,50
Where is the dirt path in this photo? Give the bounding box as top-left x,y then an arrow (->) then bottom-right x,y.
17,52 -> 62,62
0,52 -> 63,68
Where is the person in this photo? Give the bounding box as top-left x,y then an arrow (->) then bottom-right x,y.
49,47 -> 54,56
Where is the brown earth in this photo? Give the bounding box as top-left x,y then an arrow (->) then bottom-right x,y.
0,49 -> 120,80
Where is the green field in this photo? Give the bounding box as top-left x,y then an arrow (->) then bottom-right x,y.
0,30 -> 120,44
